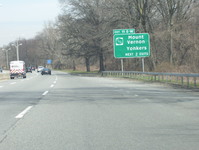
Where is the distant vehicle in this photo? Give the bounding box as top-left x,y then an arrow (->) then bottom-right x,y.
31,66 -> 36,71
37,66 -> 44,72
41,68 -> 51,75
10,61 -> 26,79
0,67 -> 2,73
26,67 -> 32,73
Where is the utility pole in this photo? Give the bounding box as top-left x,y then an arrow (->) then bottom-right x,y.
2,47 -> 11,69
12,39 -> 22,61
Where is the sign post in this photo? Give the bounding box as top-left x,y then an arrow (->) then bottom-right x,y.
121,59 -> 124,72
142,58 -> 145,72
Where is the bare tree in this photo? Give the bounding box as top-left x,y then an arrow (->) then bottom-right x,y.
155,0 -> 194,65
35,22 -> 64,68
2,0 -> 198,73
59,0 -> 111,72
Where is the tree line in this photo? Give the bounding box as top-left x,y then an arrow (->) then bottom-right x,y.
1,0 -> 198,73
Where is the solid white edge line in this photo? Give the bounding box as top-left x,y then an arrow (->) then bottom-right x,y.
15,106 -> 33,119
42,91 -> 49,96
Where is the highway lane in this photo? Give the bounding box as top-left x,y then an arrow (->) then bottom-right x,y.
0,71 -> 57,141
0,71 -> 199,150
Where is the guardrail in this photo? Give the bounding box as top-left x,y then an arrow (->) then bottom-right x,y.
102,71 -> 199,89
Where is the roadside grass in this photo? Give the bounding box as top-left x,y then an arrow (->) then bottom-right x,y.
104,74 -> 199,89
58,70 -> 199,89
60,70 -> 101,76
61,69 -> 98,74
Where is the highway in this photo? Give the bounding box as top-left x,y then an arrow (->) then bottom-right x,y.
0,70 -> 199,150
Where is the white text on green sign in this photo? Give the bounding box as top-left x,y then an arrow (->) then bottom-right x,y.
113,29 -> 135,35
113,33 -> 150,58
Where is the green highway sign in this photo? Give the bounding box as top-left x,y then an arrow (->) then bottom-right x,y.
113,33 -> 150,58
113,29 -> 135,35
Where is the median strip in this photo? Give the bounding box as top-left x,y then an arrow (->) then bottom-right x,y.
15,106 -> 33,119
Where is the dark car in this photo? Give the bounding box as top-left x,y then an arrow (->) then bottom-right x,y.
41,68 -> 51,75
26,67 -> 32,73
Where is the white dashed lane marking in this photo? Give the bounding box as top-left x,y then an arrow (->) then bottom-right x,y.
42,91 -> 49,96
15,106 -> 33,119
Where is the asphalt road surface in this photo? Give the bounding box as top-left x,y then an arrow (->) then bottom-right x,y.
0,71 -> 199,150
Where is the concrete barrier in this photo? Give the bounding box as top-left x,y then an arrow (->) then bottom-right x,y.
0,73 -> 9,80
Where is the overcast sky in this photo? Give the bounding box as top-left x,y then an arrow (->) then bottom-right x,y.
0,0 -> 60,47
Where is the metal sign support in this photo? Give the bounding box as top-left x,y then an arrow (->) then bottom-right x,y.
121,59 -> 124,72
142,58 -> 145,72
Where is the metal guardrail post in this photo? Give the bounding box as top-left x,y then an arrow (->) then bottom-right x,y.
187,77 -> 189,88
176,76 -> 178,84
181,77 -> 184,86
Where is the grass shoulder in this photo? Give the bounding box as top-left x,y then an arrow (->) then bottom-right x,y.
60,70 -> 101,77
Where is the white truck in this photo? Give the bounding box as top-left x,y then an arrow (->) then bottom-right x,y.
10,61 -> 26,79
